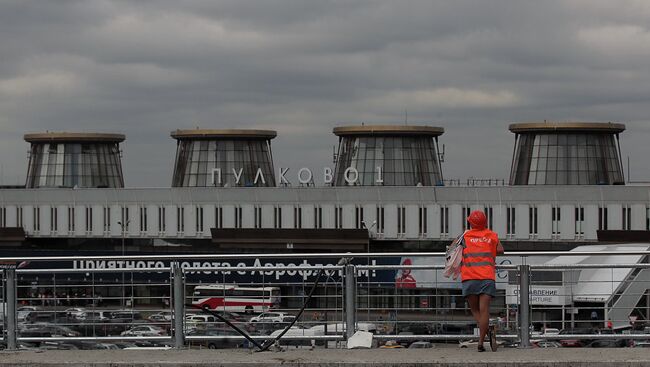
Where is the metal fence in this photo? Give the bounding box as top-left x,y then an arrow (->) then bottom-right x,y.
1,251 -> 649,350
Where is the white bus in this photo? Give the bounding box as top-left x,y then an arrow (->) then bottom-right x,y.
191,284 -> 280,313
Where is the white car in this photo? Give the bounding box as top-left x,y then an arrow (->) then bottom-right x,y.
65,308 -> 87,319
250,312 -> 289,323
309,322 -> 378,335
120,325 -> 167,337
185,314 -> 217,323
148,311 -> 173,322
269,325 -> 324,338
269,325 -> 325,346
17,306 -> 40,323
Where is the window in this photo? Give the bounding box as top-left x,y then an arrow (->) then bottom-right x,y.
50,207 -> 58,233
103,207 -> 111,233
355,206 -> 364,229
171,139 -> 275,187
25,142 -> 123,188
646,207 -> 650,231
254,206 -> 262,229
552,207 -> 561,236
334,206 -> 343,229
140,207 -> 148,232
484,207 -> 493,230
397,206 -> 406,235
67,207 -> 75,232
622,206 -> 631,230
195,206 -> 203,233
575,206 -> 585,236
273,206 -> 282,229
510,133 -> 624,185
418,206 -> 427,236
121,207 -> 130,231
462,206 -> 471,231
85,206 -> 92,233
32,207 -> 41,232
529,207 -> 538,237
16,207 -> 23,228
598,207 -> 608,231
234,207 -> 242,229
506,207 -> 516,237
376,206 -> 385,234
440,206 -> 449,237
215,207 -> 223,229
0,207 -> 5,227
177,206 -> 185,233
293,207 -> 302,229
158,207 -> 166,232
332,136 -> 443,186
314,206 -> 322,229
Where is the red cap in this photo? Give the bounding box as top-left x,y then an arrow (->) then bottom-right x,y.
467,210 -> 487,229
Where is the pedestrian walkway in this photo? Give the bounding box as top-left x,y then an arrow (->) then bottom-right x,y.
1,346 -> 649,366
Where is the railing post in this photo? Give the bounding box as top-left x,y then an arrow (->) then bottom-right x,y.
6,268 -> 17,350
518,264 -> 531,348
344,264 -> 357,340
172,262 -> 185,348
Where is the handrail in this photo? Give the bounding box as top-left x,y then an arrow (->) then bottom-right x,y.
1,250 -> 650,262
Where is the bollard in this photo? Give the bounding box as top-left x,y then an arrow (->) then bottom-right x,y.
6,268 -> 17,350
518,264 -> 531,348
172,262 -> 185,348
344,264 -> 357,340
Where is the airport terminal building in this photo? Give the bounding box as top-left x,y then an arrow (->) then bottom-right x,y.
0,122 -> 644,254
1,122 -> 648,329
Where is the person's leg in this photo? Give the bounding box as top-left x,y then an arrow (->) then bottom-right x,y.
477,294 -> 492,346
466,295 -> 480,323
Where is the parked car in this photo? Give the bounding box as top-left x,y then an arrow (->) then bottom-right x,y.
268,325 -> 324,346
148,311 -> 173,322
459,339 -> 505,348
19,324 -> 81,338
17,306 -> 40,323
532,340 -> 562,348
120,325 -> 167,337
409,341 -> 433,348
250,312 -> 290,323
186,314 -> 217,324
65,308 -> 87,319
187,327 -> 249,349
585,339 -> 628,348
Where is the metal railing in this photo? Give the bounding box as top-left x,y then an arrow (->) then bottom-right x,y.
1,250 -> 649,350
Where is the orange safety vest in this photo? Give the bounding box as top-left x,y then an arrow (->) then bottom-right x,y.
460,228 -> 499,281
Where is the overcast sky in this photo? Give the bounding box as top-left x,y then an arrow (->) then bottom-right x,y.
1,0 -> 649,187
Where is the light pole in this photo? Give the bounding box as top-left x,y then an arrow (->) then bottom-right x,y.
361,220 -> 377,323
117,220 -> 130,308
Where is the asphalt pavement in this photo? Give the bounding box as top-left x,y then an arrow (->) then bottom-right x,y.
1,345 -> 649,366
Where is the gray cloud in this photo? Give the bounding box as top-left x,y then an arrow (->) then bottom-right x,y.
0,0 -> 649,186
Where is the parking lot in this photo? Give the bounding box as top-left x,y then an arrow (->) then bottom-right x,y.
2,303 -> 649,351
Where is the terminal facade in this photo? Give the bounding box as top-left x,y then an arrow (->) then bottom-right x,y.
1,122 -> 647,330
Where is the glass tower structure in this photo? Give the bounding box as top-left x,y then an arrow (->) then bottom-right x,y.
171,129 -> 277,187
24,133 -> 125,188
509,122 -> 626,185
332,125 -> 444,186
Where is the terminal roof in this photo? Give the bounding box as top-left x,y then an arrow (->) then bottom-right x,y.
171,129 -> 277,140
333,125 -> 444,137
24,132 -> 125,143
509,122 -> 625,134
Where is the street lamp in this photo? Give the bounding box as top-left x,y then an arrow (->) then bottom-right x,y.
117,220 -> 131,308
361,220 -> 377,323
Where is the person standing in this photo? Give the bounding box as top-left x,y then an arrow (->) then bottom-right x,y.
461,210 -> 504,352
